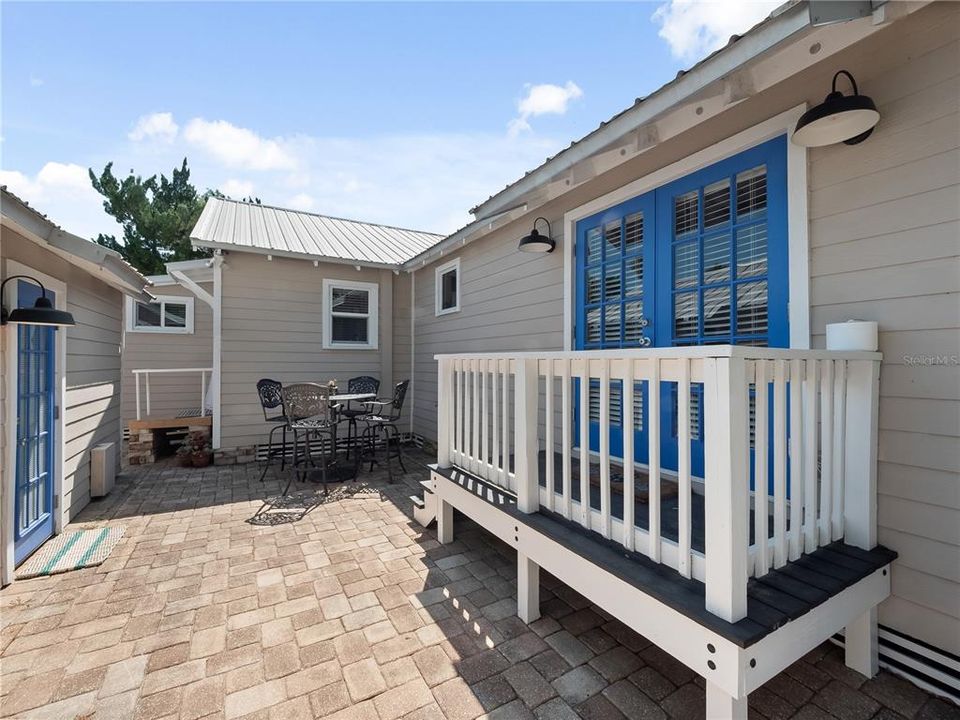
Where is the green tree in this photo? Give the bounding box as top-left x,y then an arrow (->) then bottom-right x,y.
89,158 -> 217,275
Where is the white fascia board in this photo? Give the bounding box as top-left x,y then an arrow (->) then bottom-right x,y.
190,238 -> 401,271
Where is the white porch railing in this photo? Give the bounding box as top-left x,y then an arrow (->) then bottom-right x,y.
132,367 -> 214,420
435,346 -> 880,623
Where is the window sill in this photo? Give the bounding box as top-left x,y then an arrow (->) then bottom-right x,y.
435,306 -> 461,317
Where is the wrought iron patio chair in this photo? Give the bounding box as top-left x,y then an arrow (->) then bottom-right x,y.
282,383 -> 341,495
256,378 -> 288,482
356,380 -> 409,483
341,375 -> 380,459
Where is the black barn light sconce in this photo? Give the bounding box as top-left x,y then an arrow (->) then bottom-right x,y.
0,275 -> 76,327
518,217 -> 555,253
793,70 -> 880,147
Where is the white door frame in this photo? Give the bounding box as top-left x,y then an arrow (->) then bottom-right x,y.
2,260 -> 68,585
562,105 -> 811,351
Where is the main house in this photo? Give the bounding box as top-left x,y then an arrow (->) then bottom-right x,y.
119,1 -> 959,713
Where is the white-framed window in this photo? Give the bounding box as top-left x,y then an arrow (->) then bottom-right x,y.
126,295 -> 194,334
435,257 -> 460,316
323,278 -> 379,349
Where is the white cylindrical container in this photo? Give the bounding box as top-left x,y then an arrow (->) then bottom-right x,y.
825,320 -> 879,351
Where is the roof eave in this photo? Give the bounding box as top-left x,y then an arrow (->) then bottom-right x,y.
190,237 -> 404,272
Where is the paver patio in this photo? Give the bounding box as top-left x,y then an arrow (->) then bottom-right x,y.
0,449 -> 954,720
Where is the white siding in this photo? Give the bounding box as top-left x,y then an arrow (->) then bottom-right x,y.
409,4 -> 959,656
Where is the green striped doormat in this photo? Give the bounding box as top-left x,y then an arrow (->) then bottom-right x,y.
15,526 -> 125,579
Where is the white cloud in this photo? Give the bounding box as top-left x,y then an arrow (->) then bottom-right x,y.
29,74 -> 43,87
652,0 -> 781,63
183,118 -> 297,171
0,162 -> 123,240
128,112 -> 179,143
286,193 -> 315,211
220,178 -> 254,199
509,81 -> 583,137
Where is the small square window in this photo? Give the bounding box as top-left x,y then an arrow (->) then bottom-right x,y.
127,295 -> 193,334
435,258 -> 460,316
323,279 -> 378,349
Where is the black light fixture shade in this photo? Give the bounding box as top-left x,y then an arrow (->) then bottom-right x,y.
0,275 -> 76,327
793,70 -> 880,147
518,216 -> 555,253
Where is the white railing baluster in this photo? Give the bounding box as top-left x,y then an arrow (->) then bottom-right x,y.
788,358 -> 803,561
832,359 -> 847,541
503,359 -> 511,487
677,358 -> 692,579
648,359 -> 661,563
754,360 -> 769,577
622,359 -> 635,552
544,360 -> 555,513
820,359 -> 835,544
578,361 -> 590,529
490,360 -> 506,485
599,360 -> 612,539
481,360 -> 489,477
773,359 -> 788,568
145,373 -> 152,416
455,359 -> 464,465
135,372 -> 142,420
561,359 -> 572,520
201,371 -> 207,417
803,358 -> 819,553
471,360 -> 480,475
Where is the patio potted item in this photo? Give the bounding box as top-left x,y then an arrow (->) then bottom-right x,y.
183,430 -> 213,467
175,443 -> 193,467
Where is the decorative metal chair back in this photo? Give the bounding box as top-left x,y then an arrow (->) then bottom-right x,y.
348,375 -> 380,396
256,379 -> 284,422
282,383 -> 337,425
389,380 -> 410,418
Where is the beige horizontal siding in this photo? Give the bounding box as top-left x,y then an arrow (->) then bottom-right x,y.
219,253 -> 393,450
408,4 -> 959,655
121,282 -> 213,424
2,228 -> 123,523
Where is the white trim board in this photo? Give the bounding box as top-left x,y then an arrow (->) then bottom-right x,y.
322,277 -> 380,350
434,257 -> 461,316
2,260 -> 68,586
562,105 -> 811,351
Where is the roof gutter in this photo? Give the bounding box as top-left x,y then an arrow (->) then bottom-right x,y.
470,1 -> 811,219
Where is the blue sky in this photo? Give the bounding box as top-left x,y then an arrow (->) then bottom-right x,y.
1,1 -> 777,239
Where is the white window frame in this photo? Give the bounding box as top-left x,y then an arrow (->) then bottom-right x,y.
126,295 -> 195,334
435,257 -> 461,316
323,278 -> 379,350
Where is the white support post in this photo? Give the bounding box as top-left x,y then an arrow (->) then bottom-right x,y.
145,372 -> 152,416
706,680 -> 747,720
514,358 -> 539,513
437,359 -> 453,468
845,607 -> 879,678
843,359 -> 880,550
135,372 -> 141,421
437,497 -> 454,545
517,553 -> 540,623
703,356 -> 749,623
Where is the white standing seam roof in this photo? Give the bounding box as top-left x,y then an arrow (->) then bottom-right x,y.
191,197 -> 443,267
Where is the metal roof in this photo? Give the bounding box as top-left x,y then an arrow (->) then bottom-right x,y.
191,197 -> 443,267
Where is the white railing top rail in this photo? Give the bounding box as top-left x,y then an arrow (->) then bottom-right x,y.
131,367 -> 214,374
435,346 -> 882,362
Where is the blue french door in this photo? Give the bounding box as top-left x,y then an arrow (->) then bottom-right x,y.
575,135 -> 789,481
14,280 -> 57,565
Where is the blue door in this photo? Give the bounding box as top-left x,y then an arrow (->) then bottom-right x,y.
576,135 -> 789,480
14,280 -> 57,565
